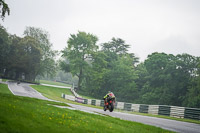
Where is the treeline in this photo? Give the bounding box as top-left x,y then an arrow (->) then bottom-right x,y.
42,70 -> 79,85
1,26 -> 199,108
0,25 -> 57,81
61,31 -> 200,108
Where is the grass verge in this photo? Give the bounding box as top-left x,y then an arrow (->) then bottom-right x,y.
31,85 -> 103,109
0,83 -> 12,94
0,84 -> 173,133
2,79 -> 9,82
39,80 -> 72,87
31,85 -> 73,102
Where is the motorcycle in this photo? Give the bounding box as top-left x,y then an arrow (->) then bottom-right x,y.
17,80 -> 20,85
103,96 -> 115,112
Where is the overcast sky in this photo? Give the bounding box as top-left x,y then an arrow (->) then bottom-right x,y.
1,0 -> 200,62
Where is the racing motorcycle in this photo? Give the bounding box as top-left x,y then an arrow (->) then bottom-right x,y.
104,96 -> 115,112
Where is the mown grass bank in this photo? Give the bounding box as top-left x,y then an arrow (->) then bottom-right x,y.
0,83 -> 12,94
39,80 -> 72,87
31,85 -> 73,102
31,85 -> 102,108
0,83 -> 173,133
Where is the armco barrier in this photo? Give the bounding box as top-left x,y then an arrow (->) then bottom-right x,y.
124,103 -> 132,111
148,105 -> 159,115
76,97 -> 84,103
83,99 -> 88,104
61,93 -> 200,120
88,99 -> 92,105
158,105 -> 171,116
115,101 -> 118,108
100,100 -> 104,107
116,102 -> 125,110
132,104 -> 140,112
139,104 -> 149,113
64,94 -> 76,101
91,100 -> 96,106
96,100 -> 101,106
184,108 -> 200,120
170,106 -> 185,118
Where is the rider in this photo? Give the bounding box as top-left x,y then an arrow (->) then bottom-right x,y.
103,91 -> 115,104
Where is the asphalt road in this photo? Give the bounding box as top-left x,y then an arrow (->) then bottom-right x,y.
7,81 -> 53,101
7,81 -> 200,133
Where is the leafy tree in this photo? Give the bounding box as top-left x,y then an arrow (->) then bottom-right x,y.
6,35 -> 41,81
101,38 -> 130,55
142,52 -> 182,105
19,36 -> 42,81
0,0 -> 10,20
181,56 -> 200,107
55,70 -> 78,85
101,37 -> 139,67
104,55 -> 138,102
5,35 -> 22,79
61,31 -> 98,90
99,38 -> 139,102
82,51 -> 108,97
0,25 -> 10,76
135,52 -> 200,107
24,27 -> 57,78
185,75 -> 200,108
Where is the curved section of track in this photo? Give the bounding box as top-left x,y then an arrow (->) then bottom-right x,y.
7,81 -> 200,133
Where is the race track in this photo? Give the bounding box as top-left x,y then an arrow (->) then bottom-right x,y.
7,81 -> 200,133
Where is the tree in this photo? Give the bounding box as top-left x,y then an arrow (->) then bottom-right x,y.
135,52 -> 200,107
0,25 -> 10,76
19,36 -> 42,81
61,31 -> 98,90
82,51 -> 108,97
6,35 -> 41,81
104,55 -> 138,102
102,38 -> 130,54
142,52 -> 182,105
101,37 -> 139,67
0,0 -> 10,20
185,72 -> 200,108
24,27 -> 57,78
5,35 -> 22,79
179,55 -> 200,107
100,38 -> 139,102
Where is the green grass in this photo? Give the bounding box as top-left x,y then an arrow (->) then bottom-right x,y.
0,84 -> 173,133
1,79 -> 9,82
31,85 -> 103,109
0,83 -> 12,94
40,80 -> 72,87
31,85 -> 73,102
79,94 -> 97,99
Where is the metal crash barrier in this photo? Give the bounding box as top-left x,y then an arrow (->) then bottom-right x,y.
61,87 -> 200,120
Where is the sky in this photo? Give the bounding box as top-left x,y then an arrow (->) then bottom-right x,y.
1,0 -> 200,62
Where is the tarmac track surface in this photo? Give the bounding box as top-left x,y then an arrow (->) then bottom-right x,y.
7,81 -> 200,133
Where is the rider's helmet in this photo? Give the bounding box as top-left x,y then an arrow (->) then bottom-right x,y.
108,91 -> 111,93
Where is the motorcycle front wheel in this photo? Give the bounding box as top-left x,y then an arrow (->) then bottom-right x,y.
103,105 -> 107,111
109,104 -> 114,112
